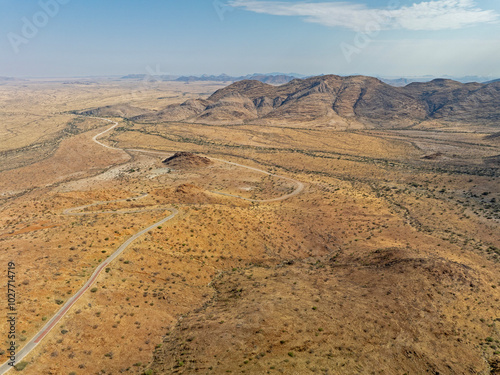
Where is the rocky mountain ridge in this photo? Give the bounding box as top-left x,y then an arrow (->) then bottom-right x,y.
84,74 -> 500,129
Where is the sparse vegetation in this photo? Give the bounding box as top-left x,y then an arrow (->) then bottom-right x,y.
1,80 -> 498,375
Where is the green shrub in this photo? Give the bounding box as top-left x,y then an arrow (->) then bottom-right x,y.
14,361 -> 28,371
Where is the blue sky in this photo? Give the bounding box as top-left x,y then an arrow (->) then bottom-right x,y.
0,0 -> 499,78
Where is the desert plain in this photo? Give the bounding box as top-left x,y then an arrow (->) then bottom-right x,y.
0,76 -> 499,374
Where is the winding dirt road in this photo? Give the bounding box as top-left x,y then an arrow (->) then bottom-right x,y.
210,157 -> 304,202
0,117 -> 304,374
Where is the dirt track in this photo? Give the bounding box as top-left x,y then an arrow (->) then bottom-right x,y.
0,117 -> 305,374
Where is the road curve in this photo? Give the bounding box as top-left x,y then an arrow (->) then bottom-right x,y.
91,118 -> 120,150
210,157 -> 304,202
90,117 -> 305,203
62,193 -> 157,216
0,117 -> 304,374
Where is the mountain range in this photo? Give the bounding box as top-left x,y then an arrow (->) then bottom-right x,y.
83,74 -> 500,129
120,73 -> 299,85
120,72 -> 498,86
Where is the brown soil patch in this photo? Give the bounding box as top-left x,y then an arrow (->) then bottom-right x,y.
0,221 -> 59,239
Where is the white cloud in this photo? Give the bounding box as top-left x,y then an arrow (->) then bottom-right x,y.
228,0 -> 498,31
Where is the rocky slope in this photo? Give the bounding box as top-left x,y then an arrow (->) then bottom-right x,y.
82,75 -> 500,129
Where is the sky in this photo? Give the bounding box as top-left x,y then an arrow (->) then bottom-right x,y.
0,0 -> 499,78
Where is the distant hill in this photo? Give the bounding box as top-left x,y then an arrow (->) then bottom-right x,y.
78,104 -> 149,118
379,77 -> 436,87
120,73 -> 498,86
0,76 -> 25,82
485,78 -> 500,84
444,75 -> 496,83
175,73 -> 298,85
120,74 -> 180,81
120,73 -> 299,85
380,76 -> 497,87
89,74 -> 500,129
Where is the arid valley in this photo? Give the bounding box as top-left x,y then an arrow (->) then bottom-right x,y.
0,76 -> 499,375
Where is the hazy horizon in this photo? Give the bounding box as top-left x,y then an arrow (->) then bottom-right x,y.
2,72 -> 498,82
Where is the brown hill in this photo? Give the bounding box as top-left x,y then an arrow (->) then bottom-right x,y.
198,92 -> 259,123
78,103 -> 149,118
82,75 -> 500,129
403,79 -> 500,123
149,249 -> 496,374
133,99 -> 210,122
204,76 -> 500,127
162,152 -> 213,169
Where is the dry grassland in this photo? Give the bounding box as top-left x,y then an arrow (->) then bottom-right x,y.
0,80 -> 498,375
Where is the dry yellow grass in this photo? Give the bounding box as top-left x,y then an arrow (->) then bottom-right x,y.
0,80 -> 499,375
